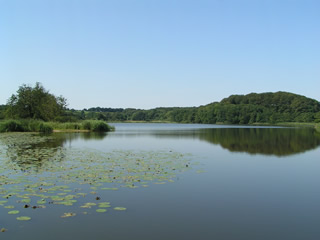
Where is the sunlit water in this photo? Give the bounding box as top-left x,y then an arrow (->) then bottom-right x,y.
1,123 -> 320,240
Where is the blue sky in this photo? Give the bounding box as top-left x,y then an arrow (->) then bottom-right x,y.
1,0 -> 319,109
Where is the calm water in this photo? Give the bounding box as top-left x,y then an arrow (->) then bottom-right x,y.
1,123 -> 320,240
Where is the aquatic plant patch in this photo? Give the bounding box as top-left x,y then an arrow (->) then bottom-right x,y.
0,132 -> 193,231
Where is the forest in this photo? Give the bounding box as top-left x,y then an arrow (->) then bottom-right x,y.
1,88 -> 320,125
64,91 -> 320,124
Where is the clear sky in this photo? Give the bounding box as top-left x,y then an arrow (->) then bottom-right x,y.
1,0 -> 319,110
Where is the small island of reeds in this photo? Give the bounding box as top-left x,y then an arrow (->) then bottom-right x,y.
0,119 -> 114,133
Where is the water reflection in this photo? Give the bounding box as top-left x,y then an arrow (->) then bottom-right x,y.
0,132 -> 109,172
109,125 -> 320,156
0,133 -> 65,172
197,128 -> 320,156
0,126 -> 319,171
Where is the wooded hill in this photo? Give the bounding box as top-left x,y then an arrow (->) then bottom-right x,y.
66,91 -> 320,124
1,91 -> 320,124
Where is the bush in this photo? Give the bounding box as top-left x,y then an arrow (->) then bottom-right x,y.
92,121 -> 111,132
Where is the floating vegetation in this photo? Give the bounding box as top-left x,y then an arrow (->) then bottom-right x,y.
98,202 -> 111,208
96,209 -> 107,213
101,187 -> 118,191
8,210 -> 19,214
114,207 -> 126,211
1,228 -> 7,232
61,212 -> 76,218
0,132 -> 193,229
16,216 -> 31,221
4,206 -> 15,209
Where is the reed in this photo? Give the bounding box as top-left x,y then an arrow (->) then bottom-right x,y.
0,120 -> 114,133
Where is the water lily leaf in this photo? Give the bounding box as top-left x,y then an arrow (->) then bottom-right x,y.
101,187 -> 118,190
114,207 -> 126,211
16,216 -> 31,221
8,210 -> 19,214
4,206 -> 14,209
96,209 -> 107,213
80,202 -> 96,208
98,203 -> 111,208
37,199 -> 46,204
20,198 -> 31,203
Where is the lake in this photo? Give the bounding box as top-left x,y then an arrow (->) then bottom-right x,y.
1,123 -> 320,240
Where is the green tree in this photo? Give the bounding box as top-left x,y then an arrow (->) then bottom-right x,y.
6,82 -> 67,121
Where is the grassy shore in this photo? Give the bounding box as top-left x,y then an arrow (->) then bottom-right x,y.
0,120 -> 114,133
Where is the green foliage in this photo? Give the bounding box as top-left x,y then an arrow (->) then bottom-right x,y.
314,112 -> 320,123
5,82 -> 67,121
39,123 -> 53,133
0,120 -> 24,132
3,88 -> 318,125
91,121 -> 112,132
0,105 -> 6,120
0,120 -> 53,133
82,121 -> 92,130
0,120 -> 113,133
65,123 -> 81,130
71,92 -> 319,125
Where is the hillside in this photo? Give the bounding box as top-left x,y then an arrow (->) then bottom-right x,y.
1,91 -> 320,124
66,91 -> 320,124
198,91 -> 320,124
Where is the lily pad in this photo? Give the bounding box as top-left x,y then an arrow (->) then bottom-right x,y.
37,199 -> 46,204
101,187 -> 118,191
96,209 -> 107,213
4,206 -> 14,209
8,210 -> 19,215
20,198 -> 31,203
16,216 -> 31,221
114,207 -> 126,211
0,133 -> 193,230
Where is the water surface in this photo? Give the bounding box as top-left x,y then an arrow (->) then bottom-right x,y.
1,123 -> 320,240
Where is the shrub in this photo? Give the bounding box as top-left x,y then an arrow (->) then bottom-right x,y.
92,121 -> 111,132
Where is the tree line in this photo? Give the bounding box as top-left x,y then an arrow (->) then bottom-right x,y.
65,91 -> 320,124
1,84 -> 320,124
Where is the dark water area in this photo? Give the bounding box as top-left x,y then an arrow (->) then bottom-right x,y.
1,123 -> 320,240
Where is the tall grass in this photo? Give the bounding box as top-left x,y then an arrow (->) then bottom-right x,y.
0,119 -> 113,133
0,120 -> 53,133
46,120 -> 114,132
